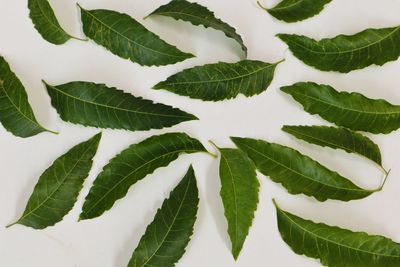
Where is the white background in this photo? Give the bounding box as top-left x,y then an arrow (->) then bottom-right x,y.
1,0 -> 400,266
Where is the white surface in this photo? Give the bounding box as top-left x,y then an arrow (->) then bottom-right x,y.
1,0 -> 400,266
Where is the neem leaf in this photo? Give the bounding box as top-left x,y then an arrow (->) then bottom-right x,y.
274,200 -> 400,267
7,133 -> 101,229
278,26 -> 400,72
216,146 -> 259,259
231,137 -> 377,202
0,56 -> 54,137
281,82 -> 400,134
153,60 -> 281,101
78,5 -> 194,66
282,125 -> 384,168
28,0 -> 82,45
128,166 -> 198,267
257,0 -> 332,23
146,0 -> 247,56
44,81 -> 196,131
80,133 -> 208,220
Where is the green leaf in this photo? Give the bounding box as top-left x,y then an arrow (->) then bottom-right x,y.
28,0 -> 81,45
78,5 -> 194,66
80,133 -> 208,220
153,60 -> 281,101
0,56 -> 54,137
44,81 -> 197,131
257,0 -> 332,23
274,200 -> 400,267
146,0 -> 247,56
216,146 -> 259,259
281,82 -> 400,134
231,137 -> 377,202
278,26 -> 400,72
7,133 -> 101,229
282,125 -> 383,168
128,166 -> 199,267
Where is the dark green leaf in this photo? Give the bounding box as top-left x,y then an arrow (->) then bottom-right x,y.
282,125 -> 383,167
217,146 -> 259,259
128,166 -> 198,267
7,133 -> 101,229
231,137 -> 377,202
147,0 -> 247,56
278,26 -> 400,72
281,82 -> 400,134
0,56 -> 53,137
28,0 -> 81,45
154,60 -> 281,101
80,133 -> 208,220
44,81 -> 197,131
274,200 -> 400,267
258,0 -> 332,23
78,5 -> 194,66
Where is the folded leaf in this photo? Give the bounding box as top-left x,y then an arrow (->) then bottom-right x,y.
28,0 -> 79,44
80,133 -> 207,220
274,200 -> 400,267
78,5 -> 193,66
217,146 -> 259,259
231,137 -> 377,201
282,125 -> 383,167
147,0 -> 247,56
128,166 -> 198,267
45,81 -> 196,131
8,133 -> 101,229
0,56 -> 52,137
258,0 -> 332,23
278,26 -> 400,72
154,60 -> 281,101
281,82 -> 400,134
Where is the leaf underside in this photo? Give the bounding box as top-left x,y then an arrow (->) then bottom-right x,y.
10,133 -> 101,229
28,0 -> 74,44
0,56 -> 48,137
274,201 -> 400,267
281,82 -> 400,134
260,0 -> 332,23
80,133 -> 207,220
128,166 -> 199,267
278,26 -> 400,72
231,137 -> 374,202
154,60 -> 280,101
79,6 -> 193,66
282,125 -> 382,166
45,81 -> 197,131
147,0 -> 247,56
218,148 -> 259,259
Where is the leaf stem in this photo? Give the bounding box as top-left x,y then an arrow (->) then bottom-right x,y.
256,1 -> 268,11
5,221 -> 18,228
378,168 -> 391,191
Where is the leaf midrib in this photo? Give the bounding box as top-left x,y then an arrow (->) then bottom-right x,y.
34,0 -> 68,37
47,84 -> 191,119
270,0 -> 304,12
280,209 -> 400,259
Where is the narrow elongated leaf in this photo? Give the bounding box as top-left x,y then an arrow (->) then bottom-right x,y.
80,133 -> 207,220
154,60 -> 281,101
278,26 -> 400,72
257,0 -> 332,23
78,5 -> 193,66
282,125 -> 383,167
0,56 -> 52,137
28,0 -> 79,44
217,146 -> 259,259
128,166 -> 198,267
274,200 -> 400,267
281,82 -> 400,134
45,81 -> 196,131
231,137 -> 377,202
8,133 -> 101,229
147,0 -> 247,56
